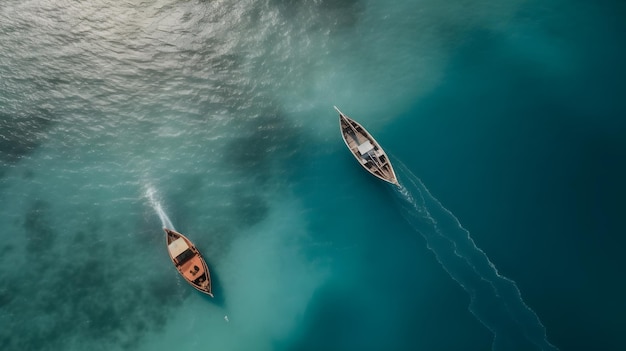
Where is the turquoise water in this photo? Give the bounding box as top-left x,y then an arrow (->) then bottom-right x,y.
1,0 -> 625,350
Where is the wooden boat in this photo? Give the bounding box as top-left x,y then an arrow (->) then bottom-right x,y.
336,106 -> 399,186
164,228 -> 213,297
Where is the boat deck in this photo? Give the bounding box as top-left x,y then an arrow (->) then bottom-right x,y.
337,107 -> 398,185
165,228 -> 213,296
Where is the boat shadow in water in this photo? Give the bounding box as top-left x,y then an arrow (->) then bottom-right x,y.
201,255 -> 226,307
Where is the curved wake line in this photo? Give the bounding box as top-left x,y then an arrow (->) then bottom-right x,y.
391,160 -> 558,351
145,184 -> 175,230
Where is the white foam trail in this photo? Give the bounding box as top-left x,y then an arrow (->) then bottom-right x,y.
145,184 -> 175,230
390,160 -> 558,351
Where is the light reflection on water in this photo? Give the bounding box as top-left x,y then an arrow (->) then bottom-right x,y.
0,0 -> 540,350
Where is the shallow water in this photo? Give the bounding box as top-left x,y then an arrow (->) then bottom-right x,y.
1,0 -> 625,350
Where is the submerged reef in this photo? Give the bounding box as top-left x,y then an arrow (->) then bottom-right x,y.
0,207 -> 188,351
0,111 -> 53,166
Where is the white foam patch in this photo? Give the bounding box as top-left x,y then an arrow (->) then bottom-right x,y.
145,184 -> 175,230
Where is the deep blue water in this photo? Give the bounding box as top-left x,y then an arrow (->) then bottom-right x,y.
1,0 -> 625,350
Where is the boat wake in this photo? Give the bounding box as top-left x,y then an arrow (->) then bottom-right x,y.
145,184 -> 175,230
390,160 -> 558,351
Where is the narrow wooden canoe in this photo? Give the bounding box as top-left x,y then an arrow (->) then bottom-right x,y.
336,106 -> 399,186
164,228 -> 213,297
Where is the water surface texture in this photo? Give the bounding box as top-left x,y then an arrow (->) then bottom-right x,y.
1,0 -> 625,350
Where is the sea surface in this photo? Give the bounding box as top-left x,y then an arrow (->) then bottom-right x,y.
1,1 -> 625,350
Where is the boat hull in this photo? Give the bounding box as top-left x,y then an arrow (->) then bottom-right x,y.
164,228 -> 213,297
336,106 -> 399,186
